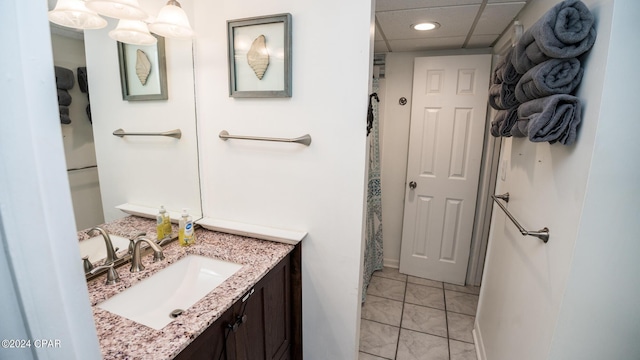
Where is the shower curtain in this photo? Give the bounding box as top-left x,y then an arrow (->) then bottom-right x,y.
362,79 -> 384,302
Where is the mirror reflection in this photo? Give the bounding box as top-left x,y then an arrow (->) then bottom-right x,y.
49,19 -> 202,265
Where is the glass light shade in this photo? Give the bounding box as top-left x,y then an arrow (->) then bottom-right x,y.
86,0 -> 148,21
148,2 -> 194,39
109,20 -> 157,46
48,0 -> 107,30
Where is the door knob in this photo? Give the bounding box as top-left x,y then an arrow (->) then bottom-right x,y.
409,181 -> 417,189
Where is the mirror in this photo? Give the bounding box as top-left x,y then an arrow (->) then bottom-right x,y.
49,18 -> 202,250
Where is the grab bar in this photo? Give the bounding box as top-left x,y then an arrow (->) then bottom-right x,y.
219,130 -> 311,146
491,192 -> 549,243
113,128 -> 182,139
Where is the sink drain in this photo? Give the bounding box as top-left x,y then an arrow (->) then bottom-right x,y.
170,309 -> 184,318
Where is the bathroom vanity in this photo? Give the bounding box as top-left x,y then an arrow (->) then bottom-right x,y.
80,216 -> 302,360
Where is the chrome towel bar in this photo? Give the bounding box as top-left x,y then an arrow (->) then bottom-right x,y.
491,192 -> 549,243
219,130 -> 311,146
112,128 -> 182,139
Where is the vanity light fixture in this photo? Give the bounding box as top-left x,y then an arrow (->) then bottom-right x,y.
48,0 -> 108,30
412,22 -> 440,31
148,0 -> 194,39
109,19 -> 157,46
85,0 -> 148,21
48,0 -> 194,45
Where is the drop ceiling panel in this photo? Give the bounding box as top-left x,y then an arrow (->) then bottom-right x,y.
466,35 -> 499,48
473,2 -> 526,35
376,5 -> 481,40
375,41 -> 389,53
376,0 -> 482,12
388,37 -> 467,52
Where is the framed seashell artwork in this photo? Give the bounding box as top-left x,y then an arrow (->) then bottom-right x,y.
227,13 -> 292,98
117,35 -> 168,101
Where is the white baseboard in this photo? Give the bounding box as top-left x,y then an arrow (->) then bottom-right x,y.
383,258 -> 399,269
473,323 -> 487,360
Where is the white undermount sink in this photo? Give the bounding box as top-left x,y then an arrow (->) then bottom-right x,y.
79,235 -> 131,264
97,255 -> 242,330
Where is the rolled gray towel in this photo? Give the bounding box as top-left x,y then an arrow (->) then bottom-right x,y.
516,58 -> 583,103
510,118 -> 529,138
488,83 -> 519,110
59,105 -> 71,124
490,118 -> 501,137
499,107 -> 519,137
57,89 -> 72,106
491,47 -> 521,86
491,52 -> 506,85
502,48 -> 521,85
517,94 -> 582,145
54,66 -> 75,90
77,67 -> 89,93
512,0 -> 596,74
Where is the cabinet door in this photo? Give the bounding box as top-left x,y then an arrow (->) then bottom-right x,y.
174,304 -> 236,360
233,254 -> 291,360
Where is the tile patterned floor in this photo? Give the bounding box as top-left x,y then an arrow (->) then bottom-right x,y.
360,267 -> 480,360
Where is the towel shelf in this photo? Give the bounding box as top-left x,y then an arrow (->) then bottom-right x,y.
113,128 -> 182,139
491,192 -> 550,243
219,130 -> 311,146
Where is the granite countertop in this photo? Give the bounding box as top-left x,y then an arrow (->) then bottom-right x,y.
80,216 -> 294,359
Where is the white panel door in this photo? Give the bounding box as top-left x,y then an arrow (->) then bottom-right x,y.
399,54 -> 491,285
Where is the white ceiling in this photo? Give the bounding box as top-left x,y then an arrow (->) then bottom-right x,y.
375,0 -> 528,53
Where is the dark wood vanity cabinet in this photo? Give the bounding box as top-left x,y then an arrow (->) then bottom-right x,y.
175,244 -> 302,360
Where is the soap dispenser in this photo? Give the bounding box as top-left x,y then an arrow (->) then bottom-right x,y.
156,206 -> 171,241
179,208 -> 196,247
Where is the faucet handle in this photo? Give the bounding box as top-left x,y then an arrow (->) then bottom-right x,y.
82,256 -> 94,274
90,263 -> 120,285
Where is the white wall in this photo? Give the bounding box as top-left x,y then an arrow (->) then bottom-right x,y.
1,1 -> 101,357
474,1 -> 633,359
379,48 -> 492,268
548,1 -> 640,358
84,0 -> 201,222
192,0 -> 374,358
50,33 -> 105,230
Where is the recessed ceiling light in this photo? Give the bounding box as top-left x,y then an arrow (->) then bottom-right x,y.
412,22 -> 440,31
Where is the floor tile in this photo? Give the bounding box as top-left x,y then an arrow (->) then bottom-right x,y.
401,303 -> 447,338
374,267 -> 408,282
405,283 -> 445,310
450,339 -> 477,360
359,319 -> 399,359
362,295 -> 403,327
367,276 -> 406,302
407,276 -> 443,289
359,351 -> 390,360
396,328 -> 449,360
445,290 -> 479,316
444,283 -> 480,295
447,312 -> 475,343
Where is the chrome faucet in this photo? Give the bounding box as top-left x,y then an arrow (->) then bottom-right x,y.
129,236 -> 165,272
86,227 -> 119,265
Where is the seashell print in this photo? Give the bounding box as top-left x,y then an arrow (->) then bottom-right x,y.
247,35 -> 269,80
135,49 -> 151,85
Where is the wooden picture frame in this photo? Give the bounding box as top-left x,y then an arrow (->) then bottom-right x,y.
227,13 -> 292,98
117,35 -> 168,101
